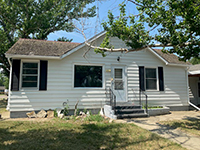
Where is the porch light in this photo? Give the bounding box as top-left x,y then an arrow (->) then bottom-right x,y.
117,56 -> 120,62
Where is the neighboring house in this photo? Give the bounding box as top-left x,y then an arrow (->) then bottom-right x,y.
188,64 -> 200,106
5,32 -> 191,118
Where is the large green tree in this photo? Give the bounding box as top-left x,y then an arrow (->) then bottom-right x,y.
0,73 -> 8,89
95,0 -> 200,61
0,0 -> 96,77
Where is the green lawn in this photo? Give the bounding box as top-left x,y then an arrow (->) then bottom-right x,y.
161,118 -> 200,137
0,118 -> 185,150
0,98 -> 7,114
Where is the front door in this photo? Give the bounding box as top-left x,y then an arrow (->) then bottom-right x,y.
112,67 -> 126,101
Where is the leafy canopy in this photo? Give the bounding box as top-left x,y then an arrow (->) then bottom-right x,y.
0,0 -> 96,77
99,0 -> 200,61
0,73 -> 8,89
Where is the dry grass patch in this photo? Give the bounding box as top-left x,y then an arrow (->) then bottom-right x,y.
161,118 -> 200,136
0,118 -> 186,150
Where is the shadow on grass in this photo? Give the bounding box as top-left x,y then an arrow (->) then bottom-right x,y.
165,116 -> 200,131
0,121 -> 173,150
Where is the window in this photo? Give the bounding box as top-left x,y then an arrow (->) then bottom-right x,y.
114,68 -> 123,90
74,65 -> 102,88
145,68 -> 157,90
21,62 -> 38,88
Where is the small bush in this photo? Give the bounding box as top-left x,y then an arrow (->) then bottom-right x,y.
54,109 -> 58,117
63,105 -> 69,116
83,108 -> 87,114
76,108 -> 80,116
84,114 -> 103,122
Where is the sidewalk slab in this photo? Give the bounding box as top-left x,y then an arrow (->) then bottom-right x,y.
119,111 -> 200,150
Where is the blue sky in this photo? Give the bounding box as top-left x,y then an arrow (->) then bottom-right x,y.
48,0 -> 137,43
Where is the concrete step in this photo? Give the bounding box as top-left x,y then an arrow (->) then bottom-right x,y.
115,109 -> 145,114
114,105 -> 142,110
117,113 -> 148,119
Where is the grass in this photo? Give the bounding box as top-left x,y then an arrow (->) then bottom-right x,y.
142,105 -> 163,109
0,98 -> 7,114
0,118 -> 186,150
161,118 -> 200,137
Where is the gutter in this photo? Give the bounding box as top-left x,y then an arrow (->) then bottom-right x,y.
186,66 -> 190,109
167,63 -> 191,67
5,54 -> 61,60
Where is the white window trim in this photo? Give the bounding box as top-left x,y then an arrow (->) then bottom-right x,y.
20,60 -> 40,90
72,63 -> 105,89
145,67 -> 159,91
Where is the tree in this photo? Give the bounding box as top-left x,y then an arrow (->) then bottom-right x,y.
189,57 -> 200,65
0,73 -> 8,89
85,0 -> 200,61
0,0 -> 96,77
56,37 -> 73,42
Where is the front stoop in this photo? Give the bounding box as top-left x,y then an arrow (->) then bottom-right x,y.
115,105 -> 148,119
104,104 -> 148,119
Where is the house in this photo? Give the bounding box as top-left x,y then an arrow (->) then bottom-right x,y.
5,32 -> 191,118
188,64 -> 200,107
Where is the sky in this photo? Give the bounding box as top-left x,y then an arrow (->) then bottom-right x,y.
47,0 -> 137,43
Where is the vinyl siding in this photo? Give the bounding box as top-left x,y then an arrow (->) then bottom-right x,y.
9,37 -> 189,112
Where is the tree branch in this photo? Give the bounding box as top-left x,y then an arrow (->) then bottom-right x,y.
0,20 -> 14,44
127,0 -> 143,7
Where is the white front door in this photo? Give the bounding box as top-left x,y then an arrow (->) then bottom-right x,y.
112,67 -> 126,102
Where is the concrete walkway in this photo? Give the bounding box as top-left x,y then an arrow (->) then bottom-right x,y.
116,111 -> 200,150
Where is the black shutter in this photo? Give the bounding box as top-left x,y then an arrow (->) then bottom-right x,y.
39,60 -> 48,90
158,67 -> 164,91
11,59 -> 21,91
139,66 -> 145,91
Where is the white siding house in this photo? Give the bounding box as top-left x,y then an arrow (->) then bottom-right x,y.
6,32 -> 191,118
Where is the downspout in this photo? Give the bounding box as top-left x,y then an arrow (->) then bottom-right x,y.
6,57 -> 12,110
186,67 -> 189,106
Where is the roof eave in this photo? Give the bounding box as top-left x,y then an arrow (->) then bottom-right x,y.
167,63 -> 191,67
147,47 -> 169,65
147,47 -> 190,67
60,31 -> 107,59
189,70 -> 200,75
5,54 -> 61,60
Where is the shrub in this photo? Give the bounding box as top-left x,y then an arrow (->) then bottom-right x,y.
54,109 -> 58,117
63,105 -> 69,116
84,114 -> 103,122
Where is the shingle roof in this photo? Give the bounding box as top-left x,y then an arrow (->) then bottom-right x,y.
189,64 -> 200,71
6,38 -> 80,57
6,38 -> 190,65
152,49 -> 191,65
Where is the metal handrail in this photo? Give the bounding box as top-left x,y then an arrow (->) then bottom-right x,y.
132,88 -> 148,115
109,88 -> 116,113
140,89 -> 148,115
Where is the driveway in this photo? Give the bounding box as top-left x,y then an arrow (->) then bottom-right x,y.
116,111 -> 200,150
0,94 -> 7,99
0,95 -> 9,119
